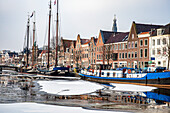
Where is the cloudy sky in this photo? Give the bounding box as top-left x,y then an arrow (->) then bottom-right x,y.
0,0 -> 170,52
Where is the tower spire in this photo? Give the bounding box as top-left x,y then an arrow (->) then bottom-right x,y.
112,14 -> 117,32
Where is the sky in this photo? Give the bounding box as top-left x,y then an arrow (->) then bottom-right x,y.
0,0 -> 170,52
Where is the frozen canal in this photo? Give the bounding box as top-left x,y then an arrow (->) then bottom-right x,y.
0,70 -> 170,113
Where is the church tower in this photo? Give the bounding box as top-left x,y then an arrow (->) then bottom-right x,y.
112,15 -> 117,32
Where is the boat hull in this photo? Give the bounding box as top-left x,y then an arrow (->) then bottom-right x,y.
79,72 -> 170,85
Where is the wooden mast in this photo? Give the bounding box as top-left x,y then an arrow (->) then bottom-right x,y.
55,0 -> 58,67
32,11 -> 35,67
47,0 -> 52,69
26,14 -> 30,68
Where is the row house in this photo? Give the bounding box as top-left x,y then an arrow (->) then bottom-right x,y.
105,32 -> 129,68
127,22 -> 163,68
96,30 -> 119,66
74,34 -> 90,68
57,21 -> 169,69
59,38 -> 74,67
149,23 -> 170,68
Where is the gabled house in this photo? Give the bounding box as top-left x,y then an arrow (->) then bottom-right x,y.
96,30 -> 120,65
127,21 -> 163,68
74,34 -> 90,68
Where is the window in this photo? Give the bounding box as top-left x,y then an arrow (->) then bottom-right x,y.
122,53 -> 124,59
132,41 -> 134,48
135,41 -> 137,48
116,44 -> 118,50
153,39 -> 155,46
125,44 -> 127,49
163,47 -> 166,55
119,44 -> 121,50
157,39 -> 160,45
144,39 -> 148,46
132,34 -> 134,39
131,52 -> 134,58
163,38 -> 166,45
128,42 -> 131,48
97,55 -> 98,59
157,48 -> 161,54
122,44 -> 124,50
113,44 -> 115,50
144,49 -> 148,57
157,29 -> 163,36
140,49 -> 143,58
102,72 -> 104,75
140,39 -> 143,46
135,52 -> 137,58
128,52 -> 130,58
152,49 -> 155,55
119,53 -> 121,59
107,72 -> 109,77
125,53 -> 127,58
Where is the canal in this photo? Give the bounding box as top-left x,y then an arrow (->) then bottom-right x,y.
0,70 -> 170,113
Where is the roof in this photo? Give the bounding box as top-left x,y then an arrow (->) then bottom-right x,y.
106,32 -> 129,44
81,39 -> 90,44
134,22 -> 163,34
139,32 -> 150,35
100,30 -> 120,43
63,39 -> 74,52
151,23 -> 170,36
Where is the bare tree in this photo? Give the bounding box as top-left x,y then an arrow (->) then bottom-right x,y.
102,45 -> 105,65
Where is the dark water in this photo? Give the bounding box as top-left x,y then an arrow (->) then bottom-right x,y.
0,71 -> 170,112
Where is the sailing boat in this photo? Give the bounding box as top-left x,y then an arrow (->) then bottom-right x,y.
27,11 -> 39,74
50,0 -> 72,76
37,0 -> 53,74
38,0 -> 71,75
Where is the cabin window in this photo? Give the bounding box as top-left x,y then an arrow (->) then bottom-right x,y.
107,72 -> 109,77
113,72 -> 116,77
102,72 -> 104,75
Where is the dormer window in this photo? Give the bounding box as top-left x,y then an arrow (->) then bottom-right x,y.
157,29 -> 164,36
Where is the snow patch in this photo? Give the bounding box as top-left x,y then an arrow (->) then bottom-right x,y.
38,80 -> 104,95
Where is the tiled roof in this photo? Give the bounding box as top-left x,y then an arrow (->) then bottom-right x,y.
81,39 -> 90,44
135,22 -> 163,34
100,30 -> 120,43
106,32 -> 129,44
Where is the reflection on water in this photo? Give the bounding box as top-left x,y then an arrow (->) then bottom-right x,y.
0,71 -> 170,112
